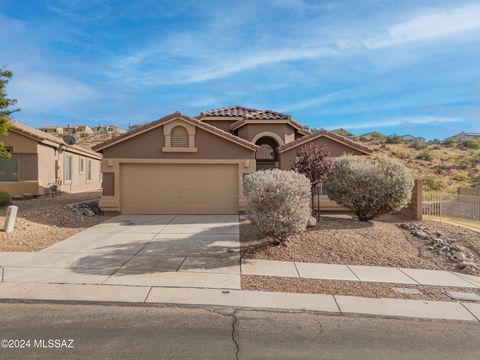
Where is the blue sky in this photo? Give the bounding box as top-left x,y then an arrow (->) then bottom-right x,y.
1,0 -> 479,139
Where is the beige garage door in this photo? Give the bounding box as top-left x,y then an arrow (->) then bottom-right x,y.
121,163 -> 239,214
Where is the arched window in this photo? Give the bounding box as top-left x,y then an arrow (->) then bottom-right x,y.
170,126 -> 189,147
256,144 -> 275,160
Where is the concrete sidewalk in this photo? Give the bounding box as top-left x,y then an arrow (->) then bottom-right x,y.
241,259 -> 480,288
0,282 -> 479,323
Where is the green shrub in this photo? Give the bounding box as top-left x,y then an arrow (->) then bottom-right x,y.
325,156 -> 414,221
386,134 -> 402,144
417,150 -> 433,161
0,191 -> 11,207
244,169 -> 311,241
443,138 -> 457,147
423,176 -> 446,192
457,158 -> 471,169
459,140 -> 480,150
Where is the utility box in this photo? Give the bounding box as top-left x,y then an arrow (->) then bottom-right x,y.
3,205 -> 18,233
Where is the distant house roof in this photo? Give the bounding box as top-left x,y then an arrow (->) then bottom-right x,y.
9,121 -> 101,159
278,129 -> 372,155
39,125 -> 63,130
199,106 -> 290,120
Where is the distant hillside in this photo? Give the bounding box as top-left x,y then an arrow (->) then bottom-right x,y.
77,132 -> 480,193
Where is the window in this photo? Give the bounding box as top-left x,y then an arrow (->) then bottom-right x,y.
170,126 -> 189,147
79,158 -> 84,173
64,154 -> 73,182
86,159 -> 92,181
0,156 -> 18,181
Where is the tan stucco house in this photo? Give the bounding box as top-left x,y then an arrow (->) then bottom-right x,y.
0,121 -> 102,196
93,107 -> 371,215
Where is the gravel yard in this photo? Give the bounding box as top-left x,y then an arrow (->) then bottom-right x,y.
240,214 -> 480,273
0,192 -> 111,252
242,275 -> 480,302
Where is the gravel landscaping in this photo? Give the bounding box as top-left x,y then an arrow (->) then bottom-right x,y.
242,275 -> 480,302
0,191 -> 111,252
240,214 -> 480,275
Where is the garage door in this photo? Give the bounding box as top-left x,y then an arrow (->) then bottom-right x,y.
121,163 -> 239,214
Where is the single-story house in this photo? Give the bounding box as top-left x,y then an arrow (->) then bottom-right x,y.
0,121 -> 102,196
63,125 -> 93,135
39,126 -> 64,135
400,134 -> 425,142
92,107 -> 371,215
447,132 -> 480,142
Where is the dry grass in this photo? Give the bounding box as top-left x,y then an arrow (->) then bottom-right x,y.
0,192 -> 111,252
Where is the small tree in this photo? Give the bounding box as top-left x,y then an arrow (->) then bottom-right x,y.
292,144 -> 333,218
325,156 -> 414,221
244,169 -> 311,242
0,69 -> 18,158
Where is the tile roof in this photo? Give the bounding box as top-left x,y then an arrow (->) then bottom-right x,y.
10,121 -> 101,159
92,112 -> 258,152
279,129 -> 372,154
200,106 -> 290,120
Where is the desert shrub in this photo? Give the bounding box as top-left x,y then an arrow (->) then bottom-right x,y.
453,172 -> 469,181
386,134 -> 402,144
292,144 -> 333,187
409,140 -> 427,150
443,138 -> 457,147
457,158 -> 471,169
0,191 -> 11,207
423,176 -> 447,192
325,156 -> 414,221
244,169 -> 311,241
417,150 -> 432,161
459,140 -> 480,150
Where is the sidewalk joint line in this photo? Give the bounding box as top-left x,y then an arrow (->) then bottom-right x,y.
176,257 -> 188,272
396,268 -> 421,285
332,295 -> 342,313
449,272 -> 480,288
345,265 -> 361,281
460,302 -> 480,323
293,262 -> 301,278
143,286 -> 153,303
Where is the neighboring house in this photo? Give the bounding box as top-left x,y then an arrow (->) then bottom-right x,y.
39,126 -> 64,136
399,134 -> 425,142
93,125 -> 127,135
0,121 -> 102,196
360,131 -> 384,141
447,132 -> 480,142
93,106 -> 371,215
63,125 -> 94,135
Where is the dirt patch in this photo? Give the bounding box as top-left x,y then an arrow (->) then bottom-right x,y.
0,192 -> 112,252
242,275 -> 480,302
240,214 -> 479,274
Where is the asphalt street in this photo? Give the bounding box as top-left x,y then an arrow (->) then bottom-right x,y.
0,302 -> 478,359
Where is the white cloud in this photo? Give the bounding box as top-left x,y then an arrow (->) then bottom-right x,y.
278,91 -> 343,112
9,73 -> 97,110
369,2 -> 480,48
328,116 -> 465,130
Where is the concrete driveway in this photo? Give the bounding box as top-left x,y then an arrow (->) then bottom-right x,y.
0,215 -> 241,289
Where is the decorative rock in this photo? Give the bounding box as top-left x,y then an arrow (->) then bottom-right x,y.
307,217 -> 317,228
454,252 -> 466,261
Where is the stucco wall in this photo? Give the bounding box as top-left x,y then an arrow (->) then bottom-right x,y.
201,120 -> 235,132
102,125 -> 255,160
237,123 -> 295,145
0,131 -> 38,153
58,151 -> 102,193
279,136 -> 365,170
37,144 -> 56,194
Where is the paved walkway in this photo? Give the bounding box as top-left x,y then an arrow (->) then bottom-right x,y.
241,259 -> 480,288
0,282 -> 479,323
0,214 -> 241,289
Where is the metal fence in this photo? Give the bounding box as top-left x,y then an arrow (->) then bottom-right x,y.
423,192 -> 480,223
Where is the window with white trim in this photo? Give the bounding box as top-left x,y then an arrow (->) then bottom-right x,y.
64,154 -> 73,182
86,159 -> 92,181
79,158 -> 84,173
